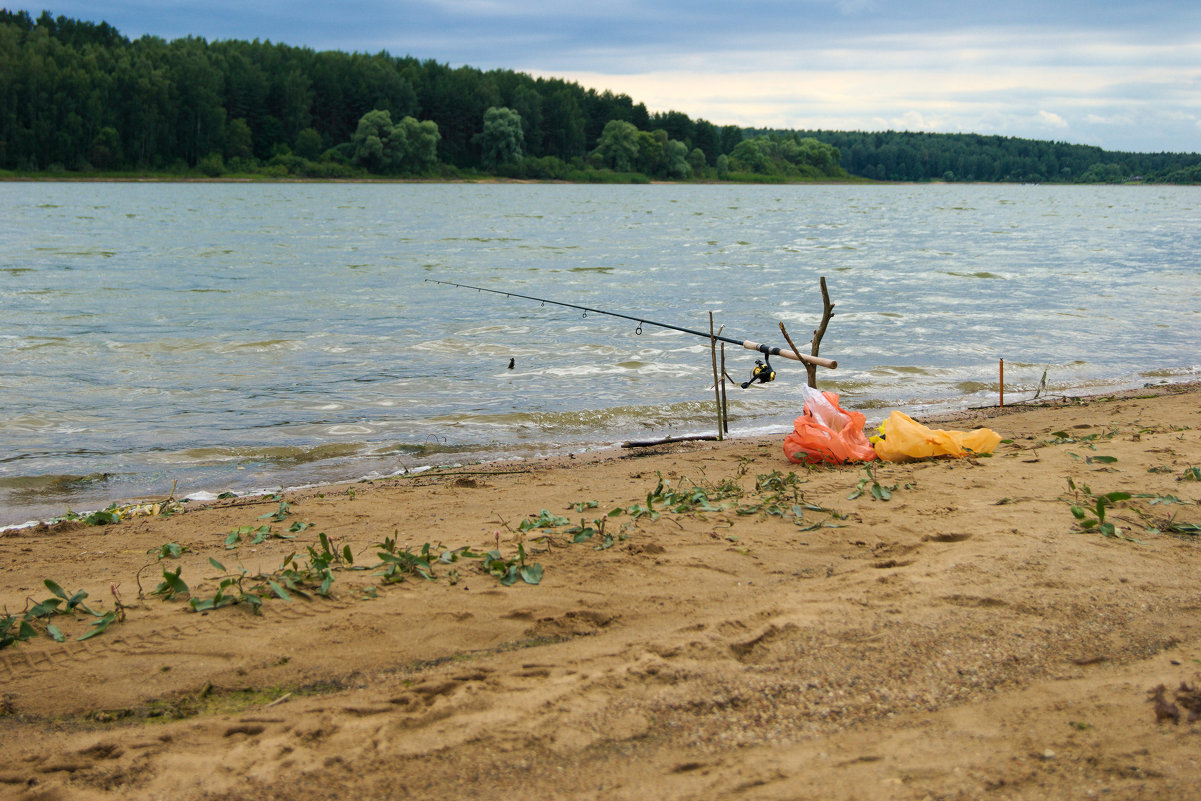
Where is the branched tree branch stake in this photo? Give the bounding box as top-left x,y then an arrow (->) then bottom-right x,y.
780,276 -> 836,389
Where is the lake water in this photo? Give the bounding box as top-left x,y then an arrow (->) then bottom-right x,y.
2,182 -> 1198,526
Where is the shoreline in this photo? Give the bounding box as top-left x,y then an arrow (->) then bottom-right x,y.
3,377 -> 1195,534
2,380 -> 1199,799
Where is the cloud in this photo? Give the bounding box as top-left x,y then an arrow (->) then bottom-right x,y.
1038,111 -> 1068,129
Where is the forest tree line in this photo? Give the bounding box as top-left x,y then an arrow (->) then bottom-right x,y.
2,10 -> 1199,183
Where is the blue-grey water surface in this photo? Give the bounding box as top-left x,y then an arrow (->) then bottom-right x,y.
2,182 -> 1198,525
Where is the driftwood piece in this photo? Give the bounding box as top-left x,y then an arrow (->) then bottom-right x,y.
622,434 -> 720,449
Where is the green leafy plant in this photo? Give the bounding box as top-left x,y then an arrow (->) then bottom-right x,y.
151,541 -> 189,559
259,500 -> 293,522
1065,479 -> 1198,540
1,613 -> 36,650
38,579 -> 100,616
848,465 -> 898,501
151,565 -> 190,601
569,518 -> 609,546
273,551 -> 331,599
1043,428 -> 1118,449
1143,515 -> 1201,537
736,471 -> 842,530
224,523 -> 296,549
2,580 -> 124,649
517,507 -> 621,552
296,532 -> 355,597
481,543 -> 542,586
80,609 -> 123,640
1067,478 -> 1131,539
617,500 -> 659,521
375,538 -> 437,583
1181,466 -> 1201,482
519,509 -> 570,532
189,558 -> 267,613
604,472 -> 742,523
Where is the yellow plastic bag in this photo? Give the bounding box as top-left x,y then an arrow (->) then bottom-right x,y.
872,411 -> 1001,462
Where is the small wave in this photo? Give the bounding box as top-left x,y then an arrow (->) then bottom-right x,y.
869,365 -> 935,376
0,471 -> 113,495
174,442 -> 367,467
945,271 -> 1003,279
424,400 -> 715,434
1140,366 -> 1200,379
220,339 -> 300,352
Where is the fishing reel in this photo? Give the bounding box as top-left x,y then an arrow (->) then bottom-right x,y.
740,356 -> 776,388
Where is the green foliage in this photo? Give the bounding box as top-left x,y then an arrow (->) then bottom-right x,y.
519,509 -> 571,532
151,541 -> 189,559
259,500 -> 292,522
2,579 -> 124,649
1,614 -> 37,649
474,106 -> 524,167
482,543 -> 542,586
224,523 -> 295,549
848,465 -> 898,501
79,610 -> 122,640
1066,478 -> 1131,539
197,152 -> 225,177
728,134 -> 846,179
1079,162 -> 1126,183
782,129 -> 1199,183
38,579 -> 100,617
1064,475 -> 1199,540
151,565 -> 189,601
372,535 -> 533,586
189,558 -> 264,613
349,110 -> 440,174
2,13 -> 1196,181
1067,480 -> 1131,537
736,471 -> 844,530
496,155 -> 572,180
375,537 -> 437,583
593,119 -> 640,172
294,126 -> 323,160
225,117 -> 255,160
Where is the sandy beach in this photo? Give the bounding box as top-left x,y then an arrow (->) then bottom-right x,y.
2,383 -> 1200,800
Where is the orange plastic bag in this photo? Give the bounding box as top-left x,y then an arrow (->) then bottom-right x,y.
784,386 -> 878,465
872,411 -> 1001,462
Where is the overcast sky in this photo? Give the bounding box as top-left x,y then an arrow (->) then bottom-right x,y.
36,0 -> 1201,153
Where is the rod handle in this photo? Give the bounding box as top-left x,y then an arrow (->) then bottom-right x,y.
742,342 -> 837,369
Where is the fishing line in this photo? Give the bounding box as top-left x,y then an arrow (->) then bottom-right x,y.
426,279 -> 837,386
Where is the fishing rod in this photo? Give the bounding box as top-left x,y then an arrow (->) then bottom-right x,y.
427,279 -> 837,387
